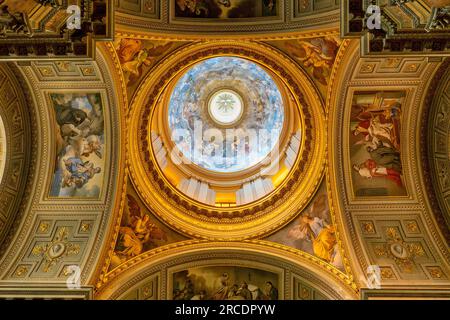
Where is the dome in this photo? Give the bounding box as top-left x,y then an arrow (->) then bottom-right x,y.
129,44 -> 325,239
168,57 -> 285,173
148,53 -> 303,208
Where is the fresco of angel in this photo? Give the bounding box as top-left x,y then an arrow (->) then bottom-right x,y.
286,194 -> 340,264
265,182 -> 344,271
112,194 -> 167,266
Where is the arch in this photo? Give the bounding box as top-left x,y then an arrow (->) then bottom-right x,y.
95,242 -> 357,300
0,64 -> 33,249
420,60 -> 450,244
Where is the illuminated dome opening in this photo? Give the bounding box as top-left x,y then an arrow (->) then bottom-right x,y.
208,89 -> 244,126
168,56 -> 285,173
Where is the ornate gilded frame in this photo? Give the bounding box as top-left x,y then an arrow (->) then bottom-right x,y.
95,242 -> 357,299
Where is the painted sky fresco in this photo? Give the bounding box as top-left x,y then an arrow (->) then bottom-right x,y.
49,93 -> 105,198
168,56 -> 284,173
350,91 -> 406,197
174,0 -> 278,19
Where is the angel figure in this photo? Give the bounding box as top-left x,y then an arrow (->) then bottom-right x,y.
38,0 -> 60,7
116,38 -> 172,84
117,194 -> 167,260
287,194 -> 337,263
284,37 -> 339,86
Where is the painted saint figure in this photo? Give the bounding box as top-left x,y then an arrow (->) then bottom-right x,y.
288,213 -> 337,263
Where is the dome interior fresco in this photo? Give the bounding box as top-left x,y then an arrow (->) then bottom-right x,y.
0,0 -> 448,304
168,56 -> 285,173
146,51 -> 308,213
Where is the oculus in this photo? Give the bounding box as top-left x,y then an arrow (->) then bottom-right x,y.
207,89 -> 244,127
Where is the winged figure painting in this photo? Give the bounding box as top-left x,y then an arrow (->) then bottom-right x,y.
113,194 -> 167,264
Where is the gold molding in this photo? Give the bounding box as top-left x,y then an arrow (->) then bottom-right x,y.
114,28 -> 341,42
88,42 -> 129,288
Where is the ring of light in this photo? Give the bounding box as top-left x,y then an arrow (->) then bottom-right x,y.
207,89 -> 244,127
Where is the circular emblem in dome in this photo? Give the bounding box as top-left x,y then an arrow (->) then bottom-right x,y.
208,89 -> 244,127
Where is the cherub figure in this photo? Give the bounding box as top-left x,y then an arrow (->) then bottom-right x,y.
116,38 -> 172,84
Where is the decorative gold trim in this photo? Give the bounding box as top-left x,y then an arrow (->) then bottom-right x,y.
114,28 -> 341,42
88,42 -> 129,288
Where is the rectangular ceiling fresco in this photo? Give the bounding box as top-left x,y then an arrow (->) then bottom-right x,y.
49,92 -> 105,198
349,91 -> 407,197
174,0 -> 279,19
